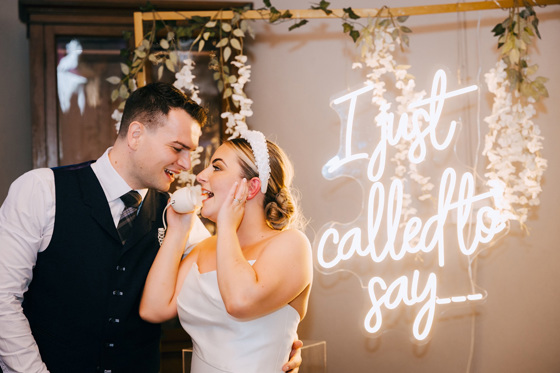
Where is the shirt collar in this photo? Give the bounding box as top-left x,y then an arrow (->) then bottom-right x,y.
91,147 -> 148,203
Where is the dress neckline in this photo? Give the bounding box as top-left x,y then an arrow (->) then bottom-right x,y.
194,260 -> 257,275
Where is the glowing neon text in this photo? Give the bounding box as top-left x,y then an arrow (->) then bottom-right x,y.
318,69 -> 506,341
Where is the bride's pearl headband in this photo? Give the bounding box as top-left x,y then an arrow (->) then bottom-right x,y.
239,129 -> 270,194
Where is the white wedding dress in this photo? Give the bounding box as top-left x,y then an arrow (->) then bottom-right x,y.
177,262 -> 300,373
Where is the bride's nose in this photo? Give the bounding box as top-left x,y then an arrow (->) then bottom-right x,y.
196,167 -> 209,184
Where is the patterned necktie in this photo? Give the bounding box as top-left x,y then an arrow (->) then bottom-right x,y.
117,191 -> 142,245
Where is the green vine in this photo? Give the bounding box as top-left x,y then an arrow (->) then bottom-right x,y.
107,6 -> 258,114
491,0 -> 548,101
107,2 -> 414,106
107,12 -> 181,109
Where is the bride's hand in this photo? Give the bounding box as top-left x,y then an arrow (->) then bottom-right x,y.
166,202 -> 199,236
217,178 -> 248,230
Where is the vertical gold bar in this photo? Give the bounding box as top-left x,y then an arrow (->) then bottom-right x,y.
133,12 -> 146,87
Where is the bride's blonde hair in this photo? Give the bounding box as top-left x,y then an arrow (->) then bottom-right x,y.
226,138 -> 306,231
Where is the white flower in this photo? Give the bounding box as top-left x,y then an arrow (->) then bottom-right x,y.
112,109 -> 123,133
174,57 -> 201,104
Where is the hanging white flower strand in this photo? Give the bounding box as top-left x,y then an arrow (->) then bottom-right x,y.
170,55 -> 204,186
173,56 -> 202,105
483,59 -> 547,226
353,18 -> 431,223
483,3 -> 548,227
221,55 -> 254,140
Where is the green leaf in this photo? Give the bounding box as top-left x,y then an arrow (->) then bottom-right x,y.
222,22 -> 232,32
165,59 -> 175,72
349,30 -> 360,43
281,10 -> 293,19
230,38 -> 242,50
224,46 -> 232,62
216,38 -> 229,48
160,38 -> 169,50
342,22 -> 353,33
206,21 -> 217,28
217,79 -> 224,93
312,0 -> 332,15
232,13 -> 241,25
400,26 -> 412,33
263,0 -> 272,7
401,34 -> 410,47
118,101 -> 126,110
343,7 -> 360,20
203,32 -> 211,40
106,76 -> 121,85
288,20 -> 308,31
120,63 -> 130,75
532,18 -> 541,39
111,88 -> 119,102
379,19 -> 390,28
119,84 -> 129,99
213,72 -> 220,81
148,54 -> 157,63
228,75 -> 237,83
169,51 -> 178,65
509,48 -> 520,64
167,31 -> 175,41
134,49 -> 146,58
396,16 -> 409,23
491,23 -> 505,37
269,11 -> 281,23
247,23 -> 256,39
501,38 -> 514,54
233,28 -> 245,37
142,39 -> 150,49
198,40 -> 205,52
223,87 -> 232,99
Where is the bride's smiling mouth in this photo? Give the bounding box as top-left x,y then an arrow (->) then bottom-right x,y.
201,189 -> 214,201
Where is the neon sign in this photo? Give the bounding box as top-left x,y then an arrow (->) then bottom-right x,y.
316,69 -> 506,342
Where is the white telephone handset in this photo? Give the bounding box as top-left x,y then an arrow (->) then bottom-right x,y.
158,185 -> 203,245
169,185 -> 202,213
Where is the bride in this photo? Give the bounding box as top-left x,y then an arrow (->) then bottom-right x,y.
140,130 -> 312,372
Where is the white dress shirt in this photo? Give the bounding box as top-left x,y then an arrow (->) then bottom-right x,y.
0,148 -> 210,373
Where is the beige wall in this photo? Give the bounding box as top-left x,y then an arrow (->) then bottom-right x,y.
2,0 -> 559,372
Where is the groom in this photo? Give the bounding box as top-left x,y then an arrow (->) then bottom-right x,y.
0,83 -> 302,372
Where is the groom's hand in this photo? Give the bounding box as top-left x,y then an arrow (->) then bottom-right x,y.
282,339 -> 303,372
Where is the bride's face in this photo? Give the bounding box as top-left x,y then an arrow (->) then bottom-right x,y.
196,144 -> 243,221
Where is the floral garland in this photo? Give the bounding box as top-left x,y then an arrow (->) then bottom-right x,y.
483,3 -> 548,226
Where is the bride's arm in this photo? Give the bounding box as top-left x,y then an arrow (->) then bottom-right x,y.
217,227 -> 312,319
139,208 -> 199,323
215,180 -> 312,320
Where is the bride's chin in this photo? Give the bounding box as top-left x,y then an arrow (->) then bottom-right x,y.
199,207 -> 216,223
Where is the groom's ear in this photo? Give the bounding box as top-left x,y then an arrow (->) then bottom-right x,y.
127,121 -> 144,150
246,177 -> 262,200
